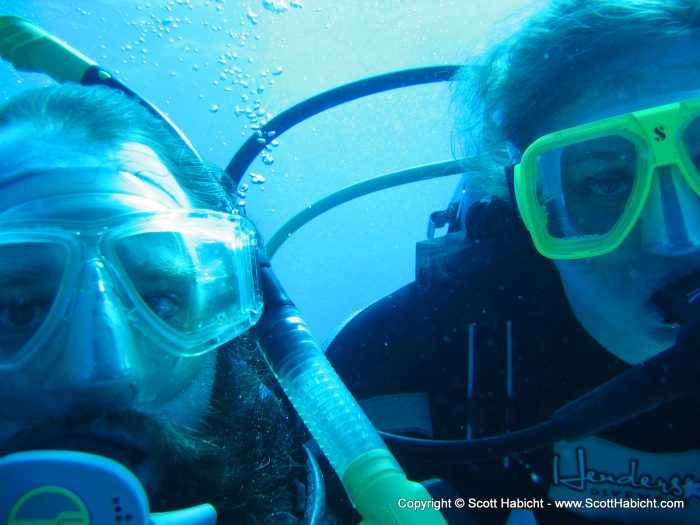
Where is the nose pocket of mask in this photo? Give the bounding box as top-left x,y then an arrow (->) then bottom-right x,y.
641,165 -> 700,255
64,258 -> 139,387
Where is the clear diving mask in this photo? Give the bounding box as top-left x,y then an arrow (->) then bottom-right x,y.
0,195 -> 262,408
514,95 -> 700,259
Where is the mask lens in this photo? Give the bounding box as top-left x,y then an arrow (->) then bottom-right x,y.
113,225 -> 260,352
115,231 -> 198,332
0,241 -> 67,364
533,135 -> 637,239
682,115 -> 700,175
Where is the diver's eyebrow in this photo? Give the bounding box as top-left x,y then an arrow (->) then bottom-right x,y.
122,248 -> 195,280
0,258 -> 64,285
130,259 -> 194,279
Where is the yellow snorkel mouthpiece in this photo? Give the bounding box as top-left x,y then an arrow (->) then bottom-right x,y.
0,14 -> 96,83
0,14 -> 203,162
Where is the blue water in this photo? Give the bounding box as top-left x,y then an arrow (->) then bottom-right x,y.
1,0 -> 534,342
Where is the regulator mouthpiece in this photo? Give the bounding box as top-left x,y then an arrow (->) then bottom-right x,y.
0,450 -> 216,525
651,272 -> 700,327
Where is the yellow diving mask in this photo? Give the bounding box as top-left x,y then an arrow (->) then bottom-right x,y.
514,95 -> 700,259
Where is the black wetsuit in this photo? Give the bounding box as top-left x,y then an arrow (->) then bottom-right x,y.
324,199 -> 700,525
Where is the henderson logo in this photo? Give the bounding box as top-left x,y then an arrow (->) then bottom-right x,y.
552,447 -> 700,501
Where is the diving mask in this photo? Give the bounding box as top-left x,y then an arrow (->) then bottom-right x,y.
0,195 -> 262,406
514,95 -> 700,259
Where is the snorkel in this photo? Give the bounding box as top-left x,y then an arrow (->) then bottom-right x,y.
253,258 -> 447,525
0,15 -> 447,525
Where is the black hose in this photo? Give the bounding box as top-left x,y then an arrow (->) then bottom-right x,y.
302,445 -> 326,525
225,65 -> 462,186
381,334 -> 694,462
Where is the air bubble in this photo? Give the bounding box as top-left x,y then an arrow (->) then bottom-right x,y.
246,9 -> 259,25
209,105 -> 220,113
262,0 -> 289,14
250,173 -> 266,184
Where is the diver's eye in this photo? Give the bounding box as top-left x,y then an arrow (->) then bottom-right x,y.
143,293 -> 180,320
0,299 -> 48,332
586,172 -> 632,196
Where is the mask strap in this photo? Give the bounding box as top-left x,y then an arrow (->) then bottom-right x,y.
505,164 -> 518,209
505,142 -> 523,212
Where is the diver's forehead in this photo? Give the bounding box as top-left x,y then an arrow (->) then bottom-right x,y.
548,40 -> 700,131
0,131 -> 103,174
0,133 -> 191,212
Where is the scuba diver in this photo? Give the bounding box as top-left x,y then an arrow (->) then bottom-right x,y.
0,14 -> 449,525
0,82 -> 311,523
319,1 -> 700,524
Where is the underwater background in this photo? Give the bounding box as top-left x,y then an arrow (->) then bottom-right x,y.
1,0 -> 535,343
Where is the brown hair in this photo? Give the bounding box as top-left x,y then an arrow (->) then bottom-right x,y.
453,0 -> 700,199
0,84 -> 234,211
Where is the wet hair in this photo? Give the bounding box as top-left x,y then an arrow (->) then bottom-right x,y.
0,83 -> 234,211
453,0 -> 700,200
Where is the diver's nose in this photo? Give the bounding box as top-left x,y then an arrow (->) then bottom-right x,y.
62,258 -> 141,404
640,165 -> 700,256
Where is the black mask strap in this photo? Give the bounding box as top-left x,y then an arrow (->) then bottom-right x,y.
505,164 -> 517,209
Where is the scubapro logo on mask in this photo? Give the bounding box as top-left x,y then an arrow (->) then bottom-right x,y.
7,486 -> 91,525
653,125 -> 667,142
